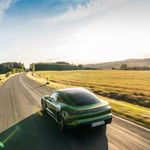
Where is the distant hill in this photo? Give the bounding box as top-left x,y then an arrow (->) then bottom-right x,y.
84,58 -> 150,70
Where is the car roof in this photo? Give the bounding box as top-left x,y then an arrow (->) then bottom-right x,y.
56,87 -> 90,94
56,87 -> 100,106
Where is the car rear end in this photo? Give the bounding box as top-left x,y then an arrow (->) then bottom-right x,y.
63,103 -> 112,128
59,88 -> 112,129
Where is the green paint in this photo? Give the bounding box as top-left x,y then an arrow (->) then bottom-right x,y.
0,142 -> 4,148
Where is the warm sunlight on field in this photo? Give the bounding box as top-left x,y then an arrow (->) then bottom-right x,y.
34,70 -> 150,107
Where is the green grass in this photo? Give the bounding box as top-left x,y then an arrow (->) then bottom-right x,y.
27,70 -> 150,128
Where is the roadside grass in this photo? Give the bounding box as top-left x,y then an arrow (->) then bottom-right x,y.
0,74 -> 7,84
0,73 -> 20,85
98,96 -> 150,128
27,71 -> 150,128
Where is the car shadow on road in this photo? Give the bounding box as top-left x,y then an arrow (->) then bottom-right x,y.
0,111 -> 108,150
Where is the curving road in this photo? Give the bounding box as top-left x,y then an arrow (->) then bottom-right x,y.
0,73 -> 149,150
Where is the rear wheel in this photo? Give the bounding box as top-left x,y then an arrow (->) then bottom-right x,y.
57,113 -> 65,131
41,100 -> 46,112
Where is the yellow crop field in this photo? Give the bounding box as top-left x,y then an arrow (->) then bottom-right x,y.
34,70 -> 150,107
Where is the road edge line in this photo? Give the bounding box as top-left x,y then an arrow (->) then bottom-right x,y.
113,115 -> 150,132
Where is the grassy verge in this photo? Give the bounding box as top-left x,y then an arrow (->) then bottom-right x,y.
0,73 -> 20,85
0,74 -> 8,85
27,71 -> 150,128
98,96 -> 150,128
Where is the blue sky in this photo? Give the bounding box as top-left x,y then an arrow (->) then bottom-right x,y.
5,0 -> 90,19
0,0 -> 150,67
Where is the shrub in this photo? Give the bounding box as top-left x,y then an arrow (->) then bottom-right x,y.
5,72 -> 11,77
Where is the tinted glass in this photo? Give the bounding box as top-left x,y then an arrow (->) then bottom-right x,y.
50,92 -> 58,101
65,89 -> 100,106
57,95 -> 64,103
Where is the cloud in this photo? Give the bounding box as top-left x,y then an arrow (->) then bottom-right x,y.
0,0 -> 13,19
35,0 -> 129,25
0,0 -> 150,66
57,0 -> 129,21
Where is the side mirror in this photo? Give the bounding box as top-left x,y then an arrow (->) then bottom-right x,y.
44,95 -> 49,99
49,97 -> 54,102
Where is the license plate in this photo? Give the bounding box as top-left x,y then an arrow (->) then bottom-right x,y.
91,120 -> 105,127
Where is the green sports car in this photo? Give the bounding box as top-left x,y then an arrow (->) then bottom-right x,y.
41,87 -> 112,131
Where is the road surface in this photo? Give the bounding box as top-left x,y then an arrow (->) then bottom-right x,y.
0,73 -> 149,150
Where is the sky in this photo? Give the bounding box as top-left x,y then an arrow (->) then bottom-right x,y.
0,0 -> 150,67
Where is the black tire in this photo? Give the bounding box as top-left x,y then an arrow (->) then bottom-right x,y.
41,100 -> 46,112
57,113 -> 65,131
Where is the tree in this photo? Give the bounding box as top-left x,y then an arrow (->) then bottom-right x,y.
30,63 -> 35,75
120,64 -> 128,70
0,62 -> 25,74
78,64 -> 83,70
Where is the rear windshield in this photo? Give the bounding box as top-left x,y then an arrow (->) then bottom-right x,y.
66,90 -> 100,106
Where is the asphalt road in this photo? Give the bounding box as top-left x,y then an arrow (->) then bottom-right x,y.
0,73 -> 149,150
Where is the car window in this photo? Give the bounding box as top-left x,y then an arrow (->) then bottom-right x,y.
50,92 -> 58,101
57,95 -> 64,103
66,90 -> 100,106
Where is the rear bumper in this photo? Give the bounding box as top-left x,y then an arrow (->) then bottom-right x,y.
76,116 -> 112,128
64,114 -> 112,128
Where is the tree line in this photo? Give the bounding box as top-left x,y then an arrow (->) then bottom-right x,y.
31,62 -> 150,71
112,64 -> 150,70
30,62 -> 85,71
0,62 -> 25,74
